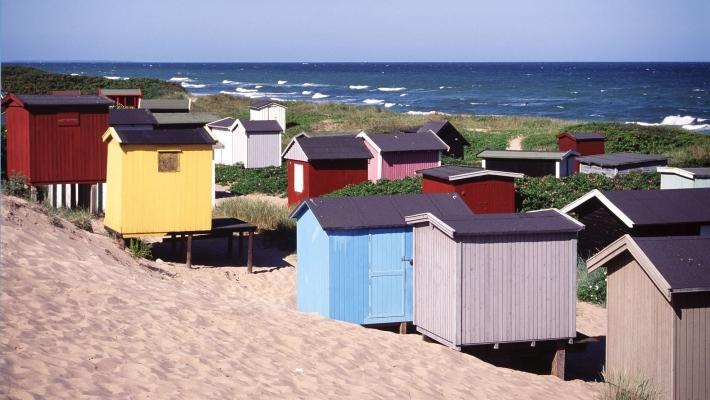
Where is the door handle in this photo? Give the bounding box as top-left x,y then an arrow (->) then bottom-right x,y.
401,257 -> 413,265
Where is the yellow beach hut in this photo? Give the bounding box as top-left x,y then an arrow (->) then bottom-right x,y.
102,127 -> 217,238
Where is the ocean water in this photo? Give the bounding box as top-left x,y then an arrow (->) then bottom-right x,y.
16,62 -> 710,125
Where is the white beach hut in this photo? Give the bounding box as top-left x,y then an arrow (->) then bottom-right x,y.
207,118 -> 282,168
249,100 -> 287,132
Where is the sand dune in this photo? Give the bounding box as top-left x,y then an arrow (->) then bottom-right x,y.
1,196 -> 602,399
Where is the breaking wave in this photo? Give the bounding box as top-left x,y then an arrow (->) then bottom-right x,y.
349,85 -> 369,90
378,87 -> 406,92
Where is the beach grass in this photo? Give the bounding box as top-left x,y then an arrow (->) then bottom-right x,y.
214,197 -> 295,250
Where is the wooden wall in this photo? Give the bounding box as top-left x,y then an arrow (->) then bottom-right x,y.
381,150 -> 440,181
422,176 -> 516,214
485,158 -> 557,177
245,132 -> 281,168
287,159 -> 368,206
673,293 -> 710,400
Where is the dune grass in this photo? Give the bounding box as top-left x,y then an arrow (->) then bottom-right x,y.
601,369 -> 660,400
214,197 -> 295,250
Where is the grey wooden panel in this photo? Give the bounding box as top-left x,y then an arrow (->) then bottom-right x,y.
674,294 -> 710,400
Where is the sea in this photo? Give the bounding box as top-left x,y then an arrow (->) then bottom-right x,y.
16,62 -> 710,129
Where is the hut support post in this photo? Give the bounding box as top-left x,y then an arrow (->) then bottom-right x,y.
238,232 -> 243,260
171,234 -> 177,257
227,233 -> 233,255
186,234 -> 193,269
247,231 -> 254,273
551,342 -> 566,380
399,322 -> 407,335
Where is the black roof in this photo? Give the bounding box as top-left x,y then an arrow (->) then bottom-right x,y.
109,109 -> 157,126
294,134 -> 372,160
558,131 -> 607,141
440,210 -> 583,236
294,193 -> 471,230
634,236 -> 710,292
242,120 -> 283,132
685,168 -> 710,178
113,128 -> 216,145
250,100 -> 286,110
417,120 -> 449,134
8,94 -> 114,107
366,131 -> 448,152
419,165 -> 484,179
603,188 -> 710,226
207,117 -> 237,129
577,152 -> 668,168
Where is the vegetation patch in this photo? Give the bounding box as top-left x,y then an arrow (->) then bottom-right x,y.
128,239 -> 153,260
577,258 -> 606,305
215,197 -> 295,250
2,173 -> 31,199
328,177 -> 422,197
45,206 -> 94,232
601,369 -> 660,400
216,164 -> 287,196
516,172 -> 660,211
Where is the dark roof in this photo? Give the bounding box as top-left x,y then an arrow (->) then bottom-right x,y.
684,168 -> 710,178
557,131 -> 607,141
294,134 -> 372,160
417,165 -> 523,181
577,152 -> 668,168
634,236 -> 710,292
417,120 -> 449,134
439,210 -> 583,236
478,150 -> 578,160
602,188 -> 710,226
365,131 -> 448,152
98,88 -> 142,96
3,94 -> 114,107
153,112 -> 220,126
139,99 -> 190,111
250,100 -> 287,110
207,117 -> 237,129
113,128 -> 216,145
293,193 -> 471,230
109,109 -> 157,126
659,167 -> 710,179
242,120 -> 283,133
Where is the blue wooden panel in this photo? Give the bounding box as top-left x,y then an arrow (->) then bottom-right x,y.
368,229 -> 406,320
328,230 -> 370,324
295,208 -> 330,316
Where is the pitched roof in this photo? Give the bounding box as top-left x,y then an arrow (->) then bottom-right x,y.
587,235 -> 710,298
577,152 -> 668,168
98,88 -> 142,96
242,120 -> 283,133
207,117 -> 237,129
109,109 -> 157,126
477,150 -> 579,160
153,112 -> 220,126
557,131 -> 607,141
139,99 -> 190,111
562,188 -> 710,228
108,127 -> 216,145
406,209 -> 583,238
2,94 -> 114,107
656,167 -> 710,179
359,131 -> 449,152
283,134 -> 372,160
290,193 -> 472,230
250,100 -> 287,110
418,165 -> 524,181
417,120 -> 449,134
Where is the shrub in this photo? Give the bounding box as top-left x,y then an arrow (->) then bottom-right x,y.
44,206 -> 94,232
2,173 -> 31,199
601,369 -> 660,400
577,258 -> 606,305
328,176 -> 422,197
516,172 -> 660,212
214,197 -> 295,250
521,133 -> 558,151
216,164 -> 287,196
128,239 -> 153,259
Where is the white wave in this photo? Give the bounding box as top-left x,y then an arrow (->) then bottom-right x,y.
104,76 -> 122,80
277,80 -> 288,85
570,91 -> 579,94
661,115 -> 699,125
439,86 -> 452,89
384,103 -> 395,108
181,82 -> 206,88
270,97 -> 287,102
236,88 -> 259,93
600,89 -> 606,93
399,93 -> 407,97
70,73 -> 80,76
169,77 -> 191,82
222,79 -> 238,84
692,88 -> 705,92
220,90 -> 237,95
469,102 -> 485,105
312,93 -> 329,99
255,85 -> 263,89
378,87 -> 406,92
555,105 -> 565,109
363,99 -> 384,105
122,77 -> 129,80
349,85 -> 368,90
406,110 -> 451,116
302,91 -> 312,95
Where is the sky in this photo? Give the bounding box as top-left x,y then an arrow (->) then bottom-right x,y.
2,0 -> 709,62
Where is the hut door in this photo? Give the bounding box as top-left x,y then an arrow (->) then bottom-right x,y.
367,230 -> 408,321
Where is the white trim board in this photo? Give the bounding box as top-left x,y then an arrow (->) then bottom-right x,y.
560,189 -> 635,228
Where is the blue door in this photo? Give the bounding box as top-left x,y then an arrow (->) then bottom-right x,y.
367,229 -> 411,323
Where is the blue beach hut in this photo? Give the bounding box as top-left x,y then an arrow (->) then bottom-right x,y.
290,193 -> 471,330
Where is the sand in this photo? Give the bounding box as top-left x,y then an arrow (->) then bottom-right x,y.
1,196 -> 603,399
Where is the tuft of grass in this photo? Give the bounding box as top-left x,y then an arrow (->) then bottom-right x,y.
128,239 -> 153,259
2,173 -> 31,199
577,257 -> 606,305
601,369 -> 660,400
50,207 -> 94,232
214,197 -> 295,250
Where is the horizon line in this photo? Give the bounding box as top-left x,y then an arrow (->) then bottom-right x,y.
5,60 -> 710,64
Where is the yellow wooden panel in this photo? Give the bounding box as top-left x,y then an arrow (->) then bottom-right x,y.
103,138 -> 124,233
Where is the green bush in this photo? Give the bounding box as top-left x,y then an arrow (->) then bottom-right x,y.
462,131 -> 512,164
521,133 -> 558,151
516,172 -> 660,211
214,197 -> 295,250
577,258 -> 606,305
2,173 -> 31,199
328,176 -> 422,197
215,164 -> 287,196
128,239 -> 153,259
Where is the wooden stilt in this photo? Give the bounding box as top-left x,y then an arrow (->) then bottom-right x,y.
186,234 -> 193,269
228,233 -> 233,255
398,322 -> 407,335
551,342 -> 566,380
171,234 -> 177,257
238,231 -> 244,260
247,231 -> 254,273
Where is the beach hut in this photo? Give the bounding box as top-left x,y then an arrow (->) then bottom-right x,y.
405,209 -> 583,376
419,165 -> 523,213
109,109 -> 157,130
657,167 -> 710,189
290,193 -> 472,331
412,120 -> 469,158
577,152 -> 668,177
281,133 -> 371,206
562,188 -> 710,256
357,131 -> 449,182
152,112 -> 220,129
249,100 -> 287,132
557,131 -> 606,172
139,98 -> 191,113
102,127 -> 217,237
97,88 -> 142,108
207,118 -> 282,168
477,150 -> 578,178
1,94 -> 113,212
587,235 -> 710,400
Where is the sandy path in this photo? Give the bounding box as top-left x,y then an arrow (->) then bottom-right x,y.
507,136 -> 523,150
1,196 -> 602,399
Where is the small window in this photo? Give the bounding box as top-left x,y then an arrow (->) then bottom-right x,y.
294,163 -> 304,193
158,152 -> 180,172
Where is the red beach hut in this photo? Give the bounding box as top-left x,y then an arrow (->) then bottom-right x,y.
557,131 -> 606,172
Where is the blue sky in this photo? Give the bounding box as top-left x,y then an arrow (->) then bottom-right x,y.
2,0 -> 709,62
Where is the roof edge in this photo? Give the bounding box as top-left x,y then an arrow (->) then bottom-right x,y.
561,189 -> 635,228
404,212 -> 456,238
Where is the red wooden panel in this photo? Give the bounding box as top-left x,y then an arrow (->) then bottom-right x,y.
287,159 -> 368,206
422,176 -> 516,214
5,105 -> 31,179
